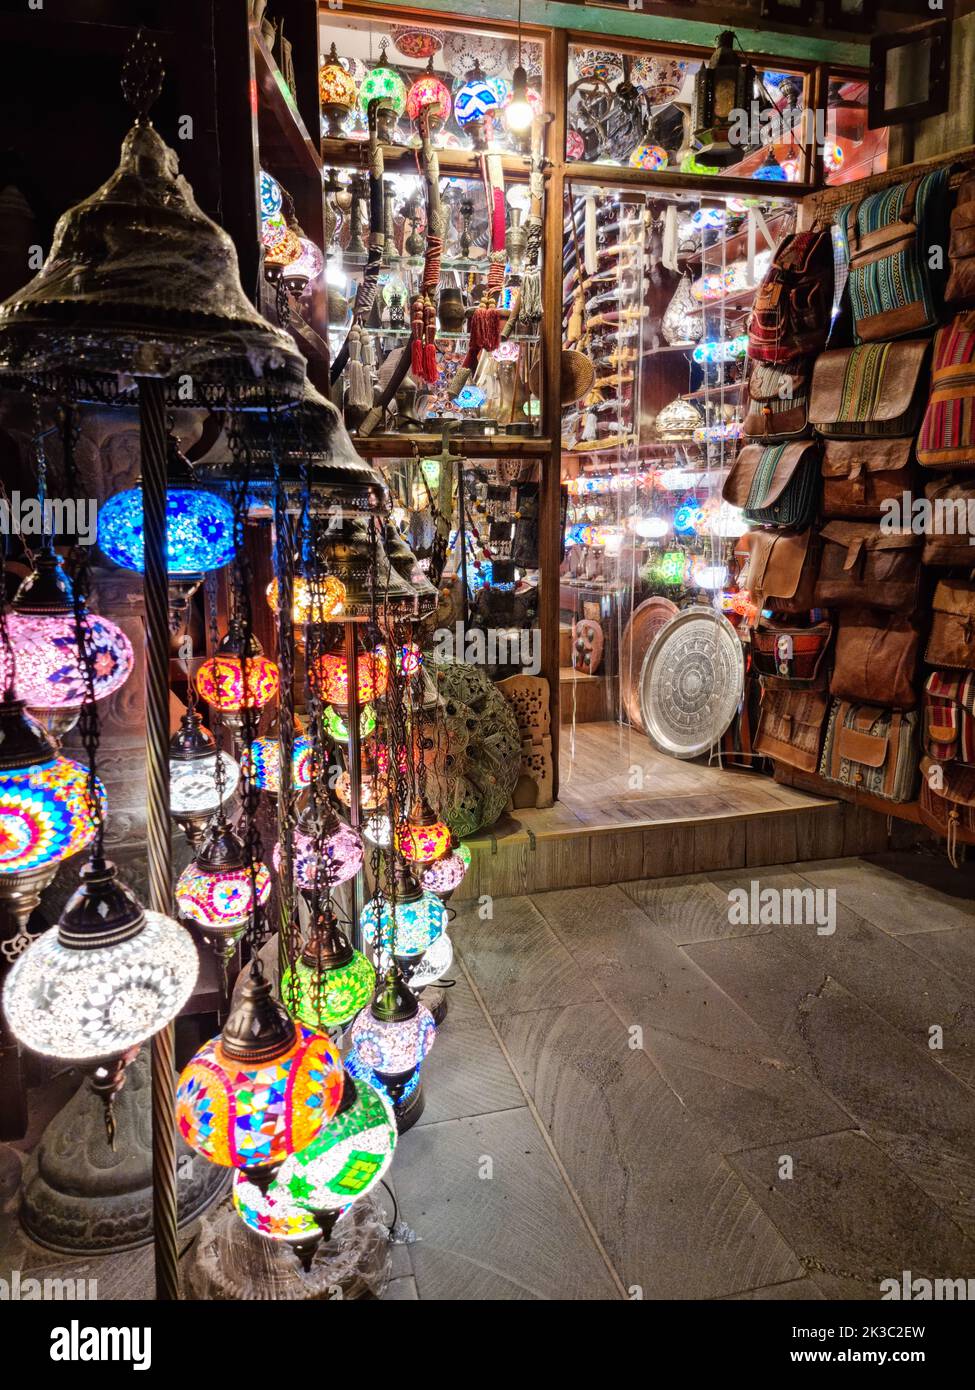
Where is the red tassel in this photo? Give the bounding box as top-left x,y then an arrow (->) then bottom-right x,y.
469,304 -> 500,352
410,293 -> 426,378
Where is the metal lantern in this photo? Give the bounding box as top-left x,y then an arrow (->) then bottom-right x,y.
168,710 -> 239,848
692,31 -> 757,168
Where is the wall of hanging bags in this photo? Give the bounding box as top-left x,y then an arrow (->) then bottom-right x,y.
738,159 -> 975,859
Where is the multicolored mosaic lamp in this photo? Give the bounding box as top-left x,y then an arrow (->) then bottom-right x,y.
313,645 -> 390,706
273,801 -> 364,893
406,56 -> 452,129
360,865 -> 447,960
232,1168 -> 325,1249
348,964 -> 436,1125
454,59 -> 503,149
395,796 -> 451,865
244,734 -> 312,794
259,169 -> 283,218
271,1070 -> 396,1217
319,42 -> 359,138
7,549 -> 134,740
175,816 -> 271,965
176,970 -> 345,1170
195,625 -> 280,725
420,842 -> 471,898
335,769 -> 389,812
0,699 -> 104,928
266,573 -> 346,626
322,702 -> 377,744
280,906 -> 376,1032
168,710 -> 239,847
358,39 -> 407,143
2,856 -> 197,1062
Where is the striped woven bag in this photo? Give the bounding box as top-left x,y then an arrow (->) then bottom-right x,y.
917,313 -> 975,469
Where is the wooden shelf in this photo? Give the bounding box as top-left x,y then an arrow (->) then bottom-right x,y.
355,434 -> 552,459
320,136 -> 534,182
563,160 -> 815,200
252,30 -> 323,183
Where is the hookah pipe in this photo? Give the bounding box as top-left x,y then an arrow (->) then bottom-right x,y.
449,153 -> 506,400
330,98 -> 386,389
360,106 -> 444,437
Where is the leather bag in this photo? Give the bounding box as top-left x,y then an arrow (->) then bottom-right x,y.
736,528 -> 819,615
840,169 -> 949,343
742,361 -> 810,441
927,579 -> 975,670
830,608 -> 921,710
946,174 -> 975,310
819,700 -> 919,802
809,339 -> 931,439
754,686 -> 829,772
750,620 -> 833,691
920,477 -> 975,564
723,441 -> 821,528
748,230 -> 835,364
815,522 -> 922,612
917,313 -> 975,470
821,438 -> 915,519
922,670 -> 975,765
919,756 -> 975,863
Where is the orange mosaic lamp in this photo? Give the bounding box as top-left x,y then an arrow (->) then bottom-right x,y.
176,971 -> 345,1171
196,626 -> 279,715
395,795 -> 451,864
313,645 -> 390,706
266,573 -> 346,625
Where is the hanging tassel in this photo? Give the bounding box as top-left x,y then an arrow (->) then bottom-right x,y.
423,296 -> 438,382
567,289 -> 584,344
347,327 -> 372,410
582,410 -> 597,441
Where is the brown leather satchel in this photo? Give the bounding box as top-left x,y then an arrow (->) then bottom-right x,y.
750,620 -> 833,690
921,478 -> 975,564
722,440 -> 821,528
830,608 -> 922,710
754,686 -> 829,772
919,756 -> 975,864
736,528 -> 818,615
742,361 -> 810,441
927,579 -> 975,670
815,522 -> 922,612
809,339 -> 931,438
819,700 -> 919,802
946,174 -> 975,310
821,439 -> 915,519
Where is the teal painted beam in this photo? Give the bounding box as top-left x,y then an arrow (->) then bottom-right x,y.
376,0 -> 869,66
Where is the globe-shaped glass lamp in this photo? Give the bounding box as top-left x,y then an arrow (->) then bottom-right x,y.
266,574 -> 346,625
322,703 -> 376,743
360,875 -> 447,959
455,62 -> 503,127
406,66 -> 452,126
350,982 -> 436,1077
335,771 -> 388,811
232,1169 -> 326,1244
420,843 -> 471,896
271,1072 -> 397,1214
196,629 -> 280,715
3,858 -> 197,1060
176,973 -> 345,1170
314,647 -> 390,705
272,806 -> 364,892
319,45 -> 358,110
359,65 -> 407,116
176,819 -> 271,934
168,710 -> 239,831
395,797 -> 451,864
244,735 -> 312,793
362,810 -> 391,847
98,487 -> 234,576
259,169 -> 283,218
280,909 -> 376,1031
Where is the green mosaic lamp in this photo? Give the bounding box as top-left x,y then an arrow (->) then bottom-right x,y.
280,906 -> 376,1033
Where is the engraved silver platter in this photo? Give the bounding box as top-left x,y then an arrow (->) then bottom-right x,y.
638,606 -> 744,760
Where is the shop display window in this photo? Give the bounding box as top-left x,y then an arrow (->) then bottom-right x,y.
822,75 -> 888,185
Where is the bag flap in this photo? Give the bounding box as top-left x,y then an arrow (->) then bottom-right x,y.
821,520 -> 921,556
725,443 -> 817,509
773,230 -> 828,276
822,439 -> 913,478
921,755 -> 975,807
923,479 -> 975,504
748,362 -> 807,405
740,528 -> 811,600
951,199 -> 975,230
932,578 -> 975,617
810,341 -> 930,426
837,723 -> 889,767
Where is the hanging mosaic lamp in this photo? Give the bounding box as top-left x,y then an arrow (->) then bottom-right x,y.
168,709 -> 239,847
232,1168 -> 325,1248
280,236 -> 326,290
395,795 -> 451,865
265,572 -> 345,625
753,146 -> 788,181
272,801 -> 364,893
176,970 -> 345,1171
0,699 -> 104,926
362,810 -> 392,847
348,964 -> 436,1117
399,930 -> 454,990
97,432 -> 235,577
455,59 -> 503,148
195,625 -> 280,718
360,864 -> 448,960
175,815 -> 271,938
358,39 -> 407,144
259,168 -> 283,218
244,734 -> 312,794
322,702 -> 377,744
280,906 -> 376,1032
420,841 -> 471,898
271,1070 -> 397,1215
7,547 -> 134,740
319,42 -> 359,138
313,644 -> 390,706
3,856 -> 197,1060
334,769 -> 389,812
629,144 -> 669,170
406,56 -> 452,128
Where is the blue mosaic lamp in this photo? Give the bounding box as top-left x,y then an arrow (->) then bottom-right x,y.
359,864 -> 447,960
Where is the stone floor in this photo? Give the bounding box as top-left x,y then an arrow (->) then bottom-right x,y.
4,848 -> 975,1300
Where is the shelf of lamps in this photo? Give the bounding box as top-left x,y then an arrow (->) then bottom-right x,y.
252,30 -> 323,182
321,136 -> 535,181
682,207 -> 795,269
561,160 -> 815,199
326,325 -> 541,344
354,434 -> 552,458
